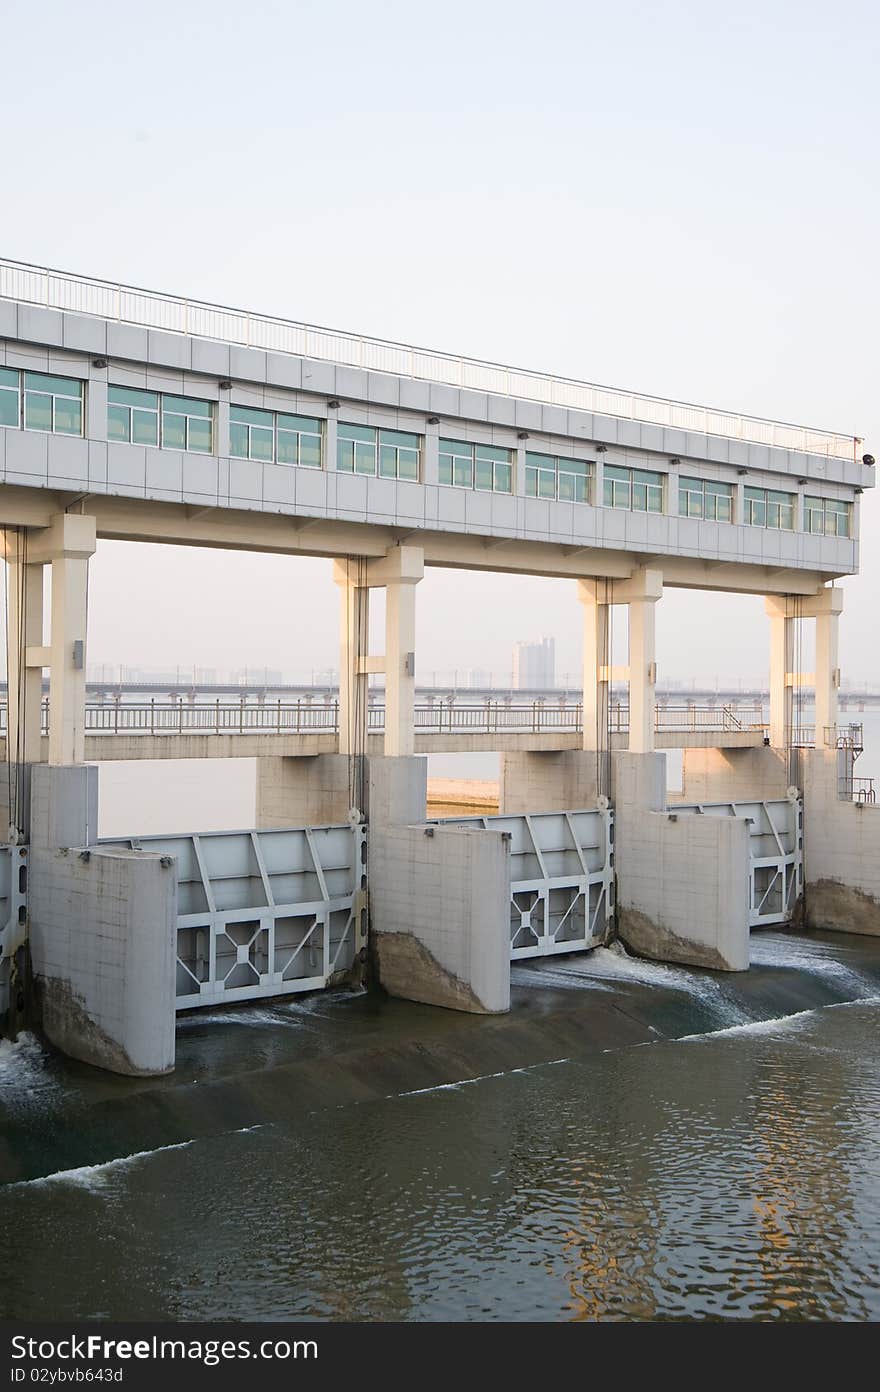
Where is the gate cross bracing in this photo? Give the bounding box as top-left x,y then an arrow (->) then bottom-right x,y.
432,809 -> 614,958
101,824 -> 366,1010
672,797 -> 803,926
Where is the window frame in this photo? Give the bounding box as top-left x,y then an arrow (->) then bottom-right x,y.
0,366 -> 20,429
603,464 -> 664,513
160,394 -> 214,454
439,438 -> 513,494
229,404 -> 274,462
22,371 -> 84,437
336,423 -> 420,481
107,385 -> 160,447
525,451 -> 593,504
277,413 -> 323,469
744,485 -> 795,531
678,475 -> 734,522
805,494 -> 852,538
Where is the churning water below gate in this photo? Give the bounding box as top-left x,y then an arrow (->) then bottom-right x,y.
1,930 -> 880,1321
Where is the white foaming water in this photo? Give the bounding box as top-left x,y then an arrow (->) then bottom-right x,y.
9,1124 -> 269,1193
176,989 -> 366,1031
395,1057 -> 571,1099
751,931 -> 880,998
510,962 -> 617,994
675,995 -> 880,1044
0,1031 -> 60,1109
514,944 -> 749,1027
11,1139 -> 198,1192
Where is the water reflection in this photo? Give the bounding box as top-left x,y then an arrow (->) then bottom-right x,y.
1,1000 -> 878,1321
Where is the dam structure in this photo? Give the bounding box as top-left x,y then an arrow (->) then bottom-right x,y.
0,257 -> 877,1075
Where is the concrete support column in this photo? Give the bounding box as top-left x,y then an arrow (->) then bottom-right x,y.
382,547 -> 424,758
593,450 -> 605,509
626,570 -> 662,754
666,459 -> 681,516
324,406 -> 338,474
27,515 -> 97,767
4,534 -> 45,767
215,395 -> 231,458
333,560 -> 370,758
766,598 -> 794,750
576,579 -> 610,751
814,587 -> 843,745
422,420 -> 439,486
514,439 -> 528,496
86,376 -> 108,441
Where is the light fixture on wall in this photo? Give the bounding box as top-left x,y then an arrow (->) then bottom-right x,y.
427,416 -> 440,425
327,398 -> 340,409
596,444 -> 608,453
737,467 -> 748,476
517,430 -> 529,440
669,456 -> 680,465
218,378 -> 232,390
797,478 -> 807,485
92,357 -> 108,369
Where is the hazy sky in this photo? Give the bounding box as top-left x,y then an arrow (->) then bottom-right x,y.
2,0 -> 878,686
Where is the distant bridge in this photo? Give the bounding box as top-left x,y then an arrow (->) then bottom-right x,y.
1,680 -> 878,709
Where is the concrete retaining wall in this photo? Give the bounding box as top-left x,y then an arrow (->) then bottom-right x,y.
613,752 -> 751,971
367,755 -> 427,827
802,749 -> 880,935
673,745 -> 790,803
370,823 -> 510,1013
28,845 -> 177,1074
254,753 -> 351,827
500,750 -> 600,814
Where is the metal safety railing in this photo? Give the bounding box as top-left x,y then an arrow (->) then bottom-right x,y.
790,722 -> 864,750
0,699 -> 766,738
851,776 -> 876,805
0,257 -> 860,460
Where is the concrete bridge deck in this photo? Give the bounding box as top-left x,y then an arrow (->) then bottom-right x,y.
0,727 -> 767,761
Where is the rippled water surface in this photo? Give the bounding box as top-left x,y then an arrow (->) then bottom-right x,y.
2,988 -> 879,1322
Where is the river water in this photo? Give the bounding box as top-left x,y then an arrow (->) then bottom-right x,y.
1,930 -> 879,1322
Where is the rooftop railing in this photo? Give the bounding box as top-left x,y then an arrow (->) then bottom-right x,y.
0,257 -> 859,461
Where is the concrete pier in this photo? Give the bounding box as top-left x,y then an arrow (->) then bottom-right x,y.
27,766 -> 177,1075
801,749 -> 880,936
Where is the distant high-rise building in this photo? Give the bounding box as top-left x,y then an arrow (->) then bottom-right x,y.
464,667 -> 492,689
512,637 -> 555,690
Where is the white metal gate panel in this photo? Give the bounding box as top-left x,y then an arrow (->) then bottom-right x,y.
432,809 -> 614,958
673,797 -> 802,927
101,825 -> 366,1010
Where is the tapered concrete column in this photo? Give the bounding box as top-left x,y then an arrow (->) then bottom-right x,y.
27,515 -> 97,767
4,532 -> 45,767
813,587 -> 843,745
333,559 -> 370,758
576,579 -> 610,751
625,569 -> 662,754
367,545 -> 424,758
765,597 -> 795,750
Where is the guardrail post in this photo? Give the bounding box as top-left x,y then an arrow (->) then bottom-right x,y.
150,698 -> 155,735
